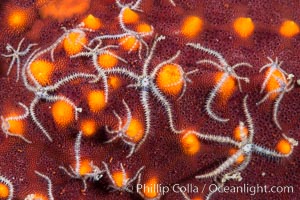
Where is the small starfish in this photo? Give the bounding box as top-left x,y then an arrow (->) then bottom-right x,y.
187,43 -> 252,122
257,57 -> 295,130
105,99 -> 138,157
1,102 -> 32,143
59,132 -> 105,191
102,161 -> 144,192
1,38 -> 37,82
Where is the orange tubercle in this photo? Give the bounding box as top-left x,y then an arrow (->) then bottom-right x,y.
265,68 -> 286,100
112,171 -> 127,188
51,100 -> 74,127
80,119 -> 97,137
214,72 -> 236,105
7,8 -> 30,32
181,131 -> 201,156
119,36 -> 139,52
136,23 -> 152,34
233,124 -> 248,141
97,53 -> 118,69
108,75 -> 122,90
279,20 -> 299,38
63,32 -> 87,56
229,148 -> 244,164
30,60 -> 55,86
126,119 -> 144,142
122,7 -> 139,24
82,14 -> 102,30
156,64 -> 183,96
0,183 -> 9,198
233,17 -> 255,38
7,118 -> 25,136
181,16 -> 203,38
79,159 -> 93,175
143,177 -> 159,198
276,139 -> 291,155
87,90 -> 106,113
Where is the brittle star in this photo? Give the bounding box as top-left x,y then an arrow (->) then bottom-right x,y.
102,161 -> 145,192
183,96 -> 298,199
90,0 -> 153,59
186,43 -> 252,123
0,175 -> 14,200
20,40 -> 96,141
257,57 -> 295,130
105,99 -> 137,157
59,132 -> 105,192
70,42 -> 127,103
24,171 -> 54,200
106,35 -> 198,154
1,38 -> 37,82
1,102 -> 32,143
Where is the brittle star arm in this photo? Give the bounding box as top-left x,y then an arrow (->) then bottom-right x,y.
34,171 -> 54,200
186,43 -> 228,67
242,95 -> 255,143
1,102 -> 32,143
106,67 -> 139,80
29,97 -> 53,142
205,72 -> 230,122
196,59 -> 223,71
196,148 -> 244,179
134,90 -> 151,152
0,175 -> 14,200
151,84 -> 182,133
185,131 -> 240,147
256,88 -> 281,106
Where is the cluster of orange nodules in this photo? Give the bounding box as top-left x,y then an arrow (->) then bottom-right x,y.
181,16 -> 203,38
51,100 -> 75,127
156,64 -> 184,96
264,68 -> 286,100
276,138 -> 292,155
0,183 -> 9,199
78,159 -> 93,175
233,123 -> 248,141
6,7 -> 31,32
80,119 -> 97,137
214,72 -> 236,106
6,117 -> 25,136
181,131 -> 201,156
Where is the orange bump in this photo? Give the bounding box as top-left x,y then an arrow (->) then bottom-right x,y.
215,72 -> 236,105
87,90 -> 106,113
79,159 -> 93,175
156,64 -> 183,96
0,183 -> 9,198
143,177 -> 159,198
63,32 -> 87,56
279,20 -> 299,38
181,131 -> 201,156
119,36 -> 139,51
108,75 -> 122,90
265,68 -> 286,99
30,60 -> 54,86
7,8 -> 29,31
80,119 -> 97,137
136,23 -> 152,34
112,171 -> 127,188
229,148 -> 244,164
98,53 -> 118,69
276,139 -> 291,155
82,14 -> 102,30
233,124 -> 248,141
233,17 -> 255,38
122,7 -> 139,24
51,100 -> 74,127
193,197 -> 203,200
126,119 -> 144,142
7,118 -> 24,136
181,16 -> 203,38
